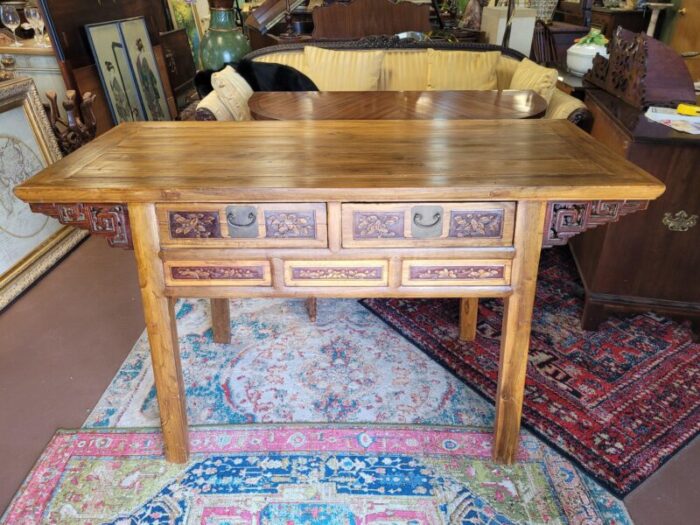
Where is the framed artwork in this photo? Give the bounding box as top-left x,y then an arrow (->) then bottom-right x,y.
86,21 -> 146,124
0,77 -> 87,311
167,0 -> 208,68
119,17 -> 171,121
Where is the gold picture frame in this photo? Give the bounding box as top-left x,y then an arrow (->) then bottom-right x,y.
0,77 -> 88,311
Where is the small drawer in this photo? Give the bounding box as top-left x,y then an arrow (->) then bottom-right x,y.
342,202 -> 515,248
284,260 -> 389,287
158,203 -> 327,248
402,259 -> 511,287
165,260 -> 272,287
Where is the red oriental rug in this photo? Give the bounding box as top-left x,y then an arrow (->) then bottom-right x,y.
361,247 -> 700,497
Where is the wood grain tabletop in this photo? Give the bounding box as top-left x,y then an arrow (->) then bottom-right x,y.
248,90 -> 548,121
15,120 -> 665,203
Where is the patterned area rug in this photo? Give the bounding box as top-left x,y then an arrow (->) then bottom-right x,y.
362,247 -> 700,496
75,297 -> 632,522
2,425 -> 630,524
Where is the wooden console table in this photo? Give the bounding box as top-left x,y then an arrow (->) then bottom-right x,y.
15,120 -> 664,464
249,90 -> 548,121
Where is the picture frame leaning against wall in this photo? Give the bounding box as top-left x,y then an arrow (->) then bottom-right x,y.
0,77 -> 88,311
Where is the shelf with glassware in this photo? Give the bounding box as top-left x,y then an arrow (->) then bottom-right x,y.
0,4 -> 67,116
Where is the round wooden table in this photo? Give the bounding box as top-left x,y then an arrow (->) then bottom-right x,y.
249,90 -> 548,120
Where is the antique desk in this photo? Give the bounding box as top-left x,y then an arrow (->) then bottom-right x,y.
249,90 -> 547,121
15,120 -> 664,464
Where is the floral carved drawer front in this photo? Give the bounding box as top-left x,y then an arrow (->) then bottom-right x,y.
342,203 -> 514,248
264,210 -> 317,239
353,212 -> 405,239
284,261 -> 389,287
402,260 -> 511,287
169,211 -> 222,239
164,261 -> 271,287
448,210 -> 504,238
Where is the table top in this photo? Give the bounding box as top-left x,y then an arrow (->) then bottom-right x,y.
249,90 -> 548,121
15,120 -> 664,204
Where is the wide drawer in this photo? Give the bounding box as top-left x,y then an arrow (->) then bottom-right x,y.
284,260 -> 389,287
158,203 -> 327,247
165,260 -> 272,286
342,202 -> 515,247
402,259 -> 511,286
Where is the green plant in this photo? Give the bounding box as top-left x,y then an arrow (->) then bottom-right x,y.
574,28 -> 609,47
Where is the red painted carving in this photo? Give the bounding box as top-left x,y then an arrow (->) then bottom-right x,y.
409,265 -> 504,280
291,266 -> 384,280
30,203 -> 132,249
171,266 -> 265,280
543,200 -> 648,247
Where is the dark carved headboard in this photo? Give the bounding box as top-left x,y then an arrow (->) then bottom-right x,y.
311,0 -> 431,40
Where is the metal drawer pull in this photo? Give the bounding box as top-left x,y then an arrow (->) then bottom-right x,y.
413,212 -> 441,228
662,211 -> 697,232
227,212 -> 256,228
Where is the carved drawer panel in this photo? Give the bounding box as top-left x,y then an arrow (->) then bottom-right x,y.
157,203 -> 327,247
402,259 -> 511,287
284,260 -> 389,287
341,202 -> 515,248
165,260 -> 272,287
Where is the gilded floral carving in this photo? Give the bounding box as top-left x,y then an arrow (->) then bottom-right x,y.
171,266 -> 265,280
265,211 -> 316,238
169,212 -> 221,239
354,212 -> 405,239
449,211 -> 504,238
409,265 -> 504,280
291,267 -> 384,280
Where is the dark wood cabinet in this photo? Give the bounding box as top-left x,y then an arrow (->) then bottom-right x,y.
590,7 -> 647,40
570,89 -> 700,339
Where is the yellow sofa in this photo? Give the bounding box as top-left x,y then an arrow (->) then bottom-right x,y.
196,41 -> 590,127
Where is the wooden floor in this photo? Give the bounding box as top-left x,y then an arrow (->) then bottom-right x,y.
0,236 -> 698,521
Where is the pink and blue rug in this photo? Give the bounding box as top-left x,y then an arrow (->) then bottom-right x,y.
2,296 -> 633,523
2,425 -> 628,524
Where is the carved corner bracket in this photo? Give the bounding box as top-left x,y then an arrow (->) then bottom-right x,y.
543,200 -> 648,248
30,203 -> 132,249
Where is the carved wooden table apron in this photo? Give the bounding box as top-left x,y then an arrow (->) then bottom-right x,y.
249,90 -> 548,121
15,120 -> 664,464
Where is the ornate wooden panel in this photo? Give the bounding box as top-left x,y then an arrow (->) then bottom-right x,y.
341,202 -> 515,248
30,202 -> 132,248
164,260 -> 272,287
542,200 -> 649,247
284,260 -> 389,287
157,203 -> 328,248
401,259 -> 511,287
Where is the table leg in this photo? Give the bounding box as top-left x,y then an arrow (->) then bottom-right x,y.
131,203 -> 190,463
459,298 -> 478,341
493,201 -> 546,464
306,298 -> 317,322
211,299 -> 231,343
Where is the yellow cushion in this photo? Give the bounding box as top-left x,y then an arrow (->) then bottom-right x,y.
509,58 -> 558,104
379,50 -> 430,91
211,65 -> 253,121
495,55 -> 519,90
427,50 -> 499,90
304,46 -> 385,91
545,89 -> 586,120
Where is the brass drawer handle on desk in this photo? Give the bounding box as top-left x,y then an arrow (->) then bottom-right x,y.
662,211 -> 698,232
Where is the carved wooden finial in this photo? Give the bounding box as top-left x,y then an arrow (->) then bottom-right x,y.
44,90 -> 98,155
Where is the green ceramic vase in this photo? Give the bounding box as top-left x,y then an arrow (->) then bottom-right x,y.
200,0 -> 251,70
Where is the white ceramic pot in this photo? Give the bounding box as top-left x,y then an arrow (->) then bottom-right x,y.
567,44 -> 609,77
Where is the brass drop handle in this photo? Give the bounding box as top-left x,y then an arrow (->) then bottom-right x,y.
227,211 -> 256,228
413,212 -> 441,228
662,210 -> 698,232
